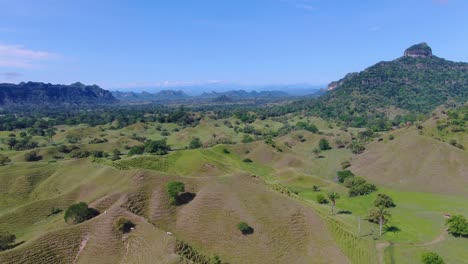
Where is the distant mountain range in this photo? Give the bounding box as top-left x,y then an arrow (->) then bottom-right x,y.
111,89 -> 317,103
0,82 -> 116,106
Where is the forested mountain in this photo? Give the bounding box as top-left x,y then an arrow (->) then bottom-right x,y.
0,82 -> 117,106
112,90 -> 189,102
299,43 -> 468,129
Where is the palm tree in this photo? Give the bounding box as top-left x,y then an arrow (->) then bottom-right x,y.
376,206 -> 391,236
327,192 -> 340,214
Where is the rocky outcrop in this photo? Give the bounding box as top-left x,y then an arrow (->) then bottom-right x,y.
404,42 -> 432,58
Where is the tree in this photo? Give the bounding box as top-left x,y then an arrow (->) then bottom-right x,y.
24,150 -> 42,162
369,206 -> 391,236
237,222 -> 253,235
0,232 -> 16,251
421,252 -> 444,264
166,181 -> 185,205
0,155 -> 11,166
327,192 -> 340,214
128,145 -> 145,156
316,194 -> 328,204
144,139 -> 170,155
319,138 -> 331,150
445,215 -> 468,237
337,170 -> 355,183
374,194 -> 396,208
189,137 -> 202,149
113,217 -> 135,233
64,202 -> 99,224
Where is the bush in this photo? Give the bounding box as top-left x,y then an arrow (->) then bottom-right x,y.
349,182 -> 377,197
189,137 -> 203,149
316,194 -> 328,204
70,149 -> 91,159
144,139 -> 170,155
421,252 -> 444,264
222,148 -> 230,154
128,145 -> 145,156
237,222 -> 253,235
64,202 -> 99,224
24,150 -> 42,162
295,121 -> 318,133
388,134 -> 395,140
167,181 -> 185,205
337,170 -> 355,183
114,217 -> 135,233
446,215 -> 468,237
312,185 -> 320,192
0,232 -> 16,251
319,138 -> 331,150
341,161 -> 351,169
0,154 -> 11,166
374,194 -> 396,208
350,141 -> 365,154
243,158 -> 253,163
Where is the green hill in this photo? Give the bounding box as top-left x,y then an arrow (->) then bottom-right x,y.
294,43 -> 468,129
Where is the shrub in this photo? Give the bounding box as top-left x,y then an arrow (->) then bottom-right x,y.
144,139 -> 170,155
312,185 -> 320,192
0,154 -> 11,166
350,141 -> 365,154
114,217 -> 135,233
337,170 -> 355,183
64,202 -> 99,224
70,150 -> 91,159
349,182 -> 377,197
319,138 -> 331,150
388,134 -> 395,140
0,232 -> 16,251
189,137 -> 203,149
128,145 -> 145,156
24,150 -> 42,162
243,158 -> 253,163
446,215 -> 468,237
237,222 -> 253,235
421,252 -> 444,264
167,181 -> 185,205
341,161 -> 351,169
316,194 -> 328,204
222,148 -> 230,154
374,194 -> 396,208
295,121 -> 318,133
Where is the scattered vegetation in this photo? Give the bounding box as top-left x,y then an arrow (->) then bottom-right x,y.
421,252 -> 444,264
0,232 -> 16,251
237,222 -> 254,235
445,215 -> 468,237
166,181 -> 185,205
64,202 -> 99,224
113,217 -> 135,233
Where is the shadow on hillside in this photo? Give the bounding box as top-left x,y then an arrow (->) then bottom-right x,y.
337,210 -> 352,215
384,226 -> 401,234
176,192 -> 196,205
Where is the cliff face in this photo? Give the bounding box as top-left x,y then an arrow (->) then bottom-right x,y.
404,42 -> 432,58
0,82 -> 117,106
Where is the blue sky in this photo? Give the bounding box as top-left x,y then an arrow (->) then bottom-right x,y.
0,0 -> 467,91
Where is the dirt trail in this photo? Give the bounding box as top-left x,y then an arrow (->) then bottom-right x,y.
73,234 -> 90,264
376,229 -> 447,264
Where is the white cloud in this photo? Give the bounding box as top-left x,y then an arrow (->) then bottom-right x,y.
0,44 -> 58,69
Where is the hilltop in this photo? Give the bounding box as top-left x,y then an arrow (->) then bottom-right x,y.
0,82 -> 117,106
307,43 -> 468,128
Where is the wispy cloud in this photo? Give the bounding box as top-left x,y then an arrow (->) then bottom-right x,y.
0,71 -> 22,81
0,44 -> 58,69
281,0 -> 317,11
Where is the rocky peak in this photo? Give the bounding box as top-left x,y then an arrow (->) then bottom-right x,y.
404,42 -> 432,58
